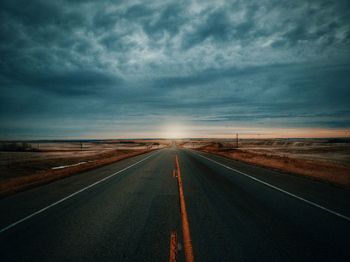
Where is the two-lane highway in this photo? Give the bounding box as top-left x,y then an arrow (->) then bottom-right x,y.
0,148 -> 349,261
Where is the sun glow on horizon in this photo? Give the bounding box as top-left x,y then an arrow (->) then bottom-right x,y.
160,124 -> 189,139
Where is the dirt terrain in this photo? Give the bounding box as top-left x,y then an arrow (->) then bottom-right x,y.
180,138 -> 350,189
0,140 -> 170,197
1,138 -> 348,196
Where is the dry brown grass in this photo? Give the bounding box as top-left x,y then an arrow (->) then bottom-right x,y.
198,145 -> 350,189
0,149 -> 154,198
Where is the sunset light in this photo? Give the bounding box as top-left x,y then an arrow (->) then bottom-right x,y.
0,1 -> 349,261
160,124 -> 188,139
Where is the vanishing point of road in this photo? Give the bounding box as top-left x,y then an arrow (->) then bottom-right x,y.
0,147 -> 349,261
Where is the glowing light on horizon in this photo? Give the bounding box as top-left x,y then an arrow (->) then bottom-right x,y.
160,124 -> 188,139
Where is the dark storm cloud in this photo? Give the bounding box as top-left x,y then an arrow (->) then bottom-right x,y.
125,3 -> 187,37
182,0 -> 350,49
0,0 -> 350,138
181,4 -> 258,49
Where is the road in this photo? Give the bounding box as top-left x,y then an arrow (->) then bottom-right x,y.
0,148 -> 349,261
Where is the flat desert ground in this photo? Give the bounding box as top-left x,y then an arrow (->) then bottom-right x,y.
180,138 -> 350,188
0,140 -> 169,196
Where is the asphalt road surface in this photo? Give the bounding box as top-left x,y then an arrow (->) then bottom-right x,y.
0,148 -> 349,261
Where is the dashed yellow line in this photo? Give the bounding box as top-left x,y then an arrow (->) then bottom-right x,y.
176,155 -> 195,262
169,231 -> 178,262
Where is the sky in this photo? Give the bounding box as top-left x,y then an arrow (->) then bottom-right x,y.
0,0 -> 350,139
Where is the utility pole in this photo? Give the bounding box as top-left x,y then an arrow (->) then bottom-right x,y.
236,133 -> 239,148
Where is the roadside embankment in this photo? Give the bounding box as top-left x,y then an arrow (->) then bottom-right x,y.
195,145 -> 350,189
0,148 -> 157,198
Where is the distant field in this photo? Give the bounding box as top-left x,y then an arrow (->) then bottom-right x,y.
1,138 -> 349,196
0,140 -> 170,197
180,138 -> 350,188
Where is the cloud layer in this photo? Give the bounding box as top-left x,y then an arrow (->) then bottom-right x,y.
1,0 -> 350,138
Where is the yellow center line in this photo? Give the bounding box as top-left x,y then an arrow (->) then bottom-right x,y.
169,231 -> 178,262
176,155 -> 195,262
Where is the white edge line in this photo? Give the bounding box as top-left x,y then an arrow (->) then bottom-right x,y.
190,150 -> 350,222
0,151 -> 158,234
